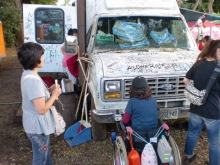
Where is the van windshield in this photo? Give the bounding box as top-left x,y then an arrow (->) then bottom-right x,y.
95,16 -> 191,51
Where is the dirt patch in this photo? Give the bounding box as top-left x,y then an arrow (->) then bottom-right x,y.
0,48 -> 209,165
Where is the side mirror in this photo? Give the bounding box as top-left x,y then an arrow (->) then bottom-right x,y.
65,36 -> 78,55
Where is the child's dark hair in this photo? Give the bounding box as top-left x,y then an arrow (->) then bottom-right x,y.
203,35 -> 211,42
68,28 -> 78,35
129,76 -> 152,99
17,42 -> 44,70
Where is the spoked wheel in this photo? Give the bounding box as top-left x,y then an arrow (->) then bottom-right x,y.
169,135 -> 182,165
113,136 -> 128,165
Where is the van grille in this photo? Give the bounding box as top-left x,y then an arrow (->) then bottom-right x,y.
124,76 -> 185,99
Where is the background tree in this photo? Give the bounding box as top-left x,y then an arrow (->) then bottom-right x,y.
177,0 -> 182,6
22,0 -> 56,4
0,0 -> 57,47
181,0 -> 219,14
193,0 -> 207,13
0,0 -> 22,47
208,0 -> 214,13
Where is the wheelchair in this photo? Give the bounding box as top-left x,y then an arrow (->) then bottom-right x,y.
112,120 -> 182,165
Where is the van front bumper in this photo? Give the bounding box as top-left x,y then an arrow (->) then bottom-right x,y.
158,107 -> 190,120
92,107 -> 190,123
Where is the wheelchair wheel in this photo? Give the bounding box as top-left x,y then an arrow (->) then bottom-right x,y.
113,136 -> 128,165
169,135 -> 182,165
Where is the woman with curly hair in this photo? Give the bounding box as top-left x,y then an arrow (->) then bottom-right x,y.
122,76 -> 168,131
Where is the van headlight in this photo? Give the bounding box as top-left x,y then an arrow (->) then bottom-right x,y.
104,81 -> 121,99
105,81 -> 121,92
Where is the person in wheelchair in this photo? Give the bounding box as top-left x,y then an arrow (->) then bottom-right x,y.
122,76 -> 169,153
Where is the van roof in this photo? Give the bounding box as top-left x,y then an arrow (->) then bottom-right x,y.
86,0 -> 180,16
85,0 -> 180,32
106,0 -> 179,12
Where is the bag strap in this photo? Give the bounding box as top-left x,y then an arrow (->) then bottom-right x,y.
202,62 -> 220,103
22,74 -> 41,82
131,130 -> 149,144
22,74 -> 48,89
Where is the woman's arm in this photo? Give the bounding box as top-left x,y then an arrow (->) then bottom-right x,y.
183,77 -> 190,85
48,84 -> 55,93
33,85 -> 61,115
122,111 -> 131,124
61,45 -> 65,54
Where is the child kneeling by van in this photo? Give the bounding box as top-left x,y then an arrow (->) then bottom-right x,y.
122,76 -> 169,131
122,76 -> 169,153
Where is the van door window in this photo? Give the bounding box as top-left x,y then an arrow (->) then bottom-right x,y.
35,8 -> 64,44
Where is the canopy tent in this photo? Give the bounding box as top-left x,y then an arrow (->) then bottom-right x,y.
180,8 -> 220,22
187,21 -> 220,40
187,21 -> 216,28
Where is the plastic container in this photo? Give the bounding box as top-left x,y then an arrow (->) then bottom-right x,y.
54,93 -> 78,129
96,30 -> 114,43
0,21 -> 6,56
157,135 -> 172,163
111,132 -> 117,143
141,143 -> 157,165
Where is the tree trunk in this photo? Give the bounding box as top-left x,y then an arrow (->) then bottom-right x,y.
199,0 -> 207,13
14,0 -> 24,46
177,0 -> 183,7
193,0 -> 200,10
14,0 -> 22,7
193,0 -> 207,13
208,0 -> 214,14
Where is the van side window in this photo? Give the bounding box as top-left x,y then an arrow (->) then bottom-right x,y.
35,8 -> 64,44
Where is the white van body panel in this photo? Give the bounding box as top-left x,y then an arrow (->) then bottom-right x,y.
23,4 -> 77,72
90,50 -> 199,112
99,51 -> 196,77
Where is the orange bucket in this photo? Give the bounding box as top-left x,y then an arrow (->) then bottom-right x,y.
0,21 -> 6,56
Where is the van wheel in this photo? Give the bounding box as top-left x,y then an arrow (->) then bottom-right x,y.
91,115 -> 107,141
90,96 -> 107,141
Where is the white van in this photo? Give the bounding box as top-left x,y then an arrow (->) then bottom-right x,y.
23,0 -> 200,140
82,0 -> 199,140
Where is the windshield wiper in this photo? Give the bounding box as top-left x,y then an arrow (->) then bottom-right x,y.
96,48 -> 150,53
96,49 -> 121,53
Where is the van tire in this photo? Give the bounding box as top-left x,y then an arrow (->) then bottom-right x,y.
91,115 -> 107,141
90,95 -> 107,141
